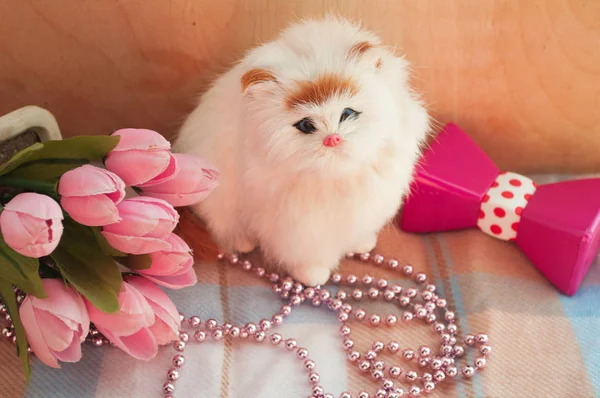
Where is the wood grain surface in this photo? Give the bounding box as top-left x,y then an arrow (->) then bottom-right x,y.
0,0 -> 598,173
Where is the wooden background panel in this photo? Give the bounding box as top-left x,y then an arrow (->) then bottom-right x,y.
0,0 -> 598,174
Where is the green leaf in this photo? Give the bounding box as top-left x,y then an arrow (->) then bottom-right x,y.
0,236 -> 46,298
6,160 -> 88,181
50,221 -> 122,313
0,279 -> 31,383
120,254 -> 153,270
0,135 -> 120,177
90,228 -> 127,257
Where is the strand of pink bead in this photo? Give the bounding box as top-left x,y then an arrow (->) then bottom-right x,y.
160,252 -> 492,398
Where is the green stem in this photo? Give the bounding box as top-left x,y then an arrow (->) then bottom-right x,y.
0,177 -> 57,196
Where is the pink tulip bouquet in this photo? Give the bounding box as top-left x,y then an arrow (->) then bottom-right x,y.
0,128 -> 218,381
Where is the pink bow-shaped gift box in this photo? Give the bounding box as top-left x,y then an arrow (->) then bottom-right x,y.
399,123 -> 600,296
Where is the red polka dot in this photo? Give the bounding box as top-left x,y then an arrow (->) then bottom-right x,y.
515,206 -> 524,216
524,193 -> 532,201
482,194 -> 490,203
494,208 -> 506,217
533,182 -> 538,188
509,237 -> 516,242
511,222 -> 520,232
509,179 -> 522,187
501,191 -> 514,199
490,225 -> 502,235
492,181 -> 499,188
479,210 -> 485,219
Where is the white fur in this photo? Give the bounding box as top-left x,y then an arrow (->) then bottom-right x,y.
173,16 -> 430,285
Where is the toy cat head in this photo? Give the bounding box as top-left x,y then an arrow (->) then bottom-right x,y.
239,17 -> 430,177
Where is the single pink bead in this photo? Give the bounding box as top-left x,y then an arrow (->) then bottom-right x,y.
430,359 -> 442,370
340,325 -> 351,336
399,296 -> 411,306
376,278 -> 388,289
373,254 -> 384,265
346,274 -> 358,284
405,288 -> 417,298
354,309 -> 366,321
418,346 -> 431,357
348,351 -> 361,362
188,316 -> 201,328
402,264 -> 413,275
312,385 -> 324,396
338,312 -> 349,322
421,291 -> 434,301
304,359 -> 316,370
446,366 -> 458,378
281,305 -> 292,316
386,314 -> 398,326
433,323 -> 445,334
444,311 -> 455,322
241,260 -> 251,270
436,298 -> 447,308
476,333 -> 489,344
270,333 -> 282,345
331,273 -> 342,284
389,366 -> 402,378
346,252 -> 355,259
245,323 -> 257,334
409,385 -> 421,397
304,287 -> 316,299
424,301 -> 436,312
259,319 -> 272,331
352,289 -> 363,300
475,357 -> 487,369
453,345 -> 465,357
254,267 -> 265,277
362,275 -> 374,284
388,392 -> 403,398
480,344 -> 492,356
387,341 -> 400,353
272,314 -> 283,325
424,382 -> 435,393
383,289 -> 395,301
365,350 -> 378,360
212,329 -> 224,341
368,287 -> 379,299
369,314 -> 381,326
375,388 -> 387,397
359,252 -> 370,262
418,357 -> 430,368
462,366 -> 475,378
414,272 -> 427,284
372,341 -> 385,352
402,311 -> 413,322
340,392 -> 352,398
336,290 -> 348,300
402,349 -> 415,361
229,327 -> 240,338
425,313 -> 437,324
358,360 -> 371,372
290,295 -> 302,305
387,258 -> 399,269
358,390 -> 370,398
381,379 -> 394,390
254,331 -> 265,342
342,303 -> 353,313
297,348 -> 309,359
405,371 -> 418,381
464,334 -> 475,346
373,360 -> 385,370
319,290 -> 331,301
194,330 -> 207,342
371,369 -> 384,380
324,394 -> 334,398
269,273 -> 280,282
285,339 -> 297,351
433,370 -> 446,382
343,338 -> 354,350
206,319 -> 218,330
308,372 -> 320,384
416,308 -> 427,318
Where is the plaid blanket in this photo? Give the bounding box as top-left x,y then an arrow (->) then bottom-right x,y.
2,176 -> 599,398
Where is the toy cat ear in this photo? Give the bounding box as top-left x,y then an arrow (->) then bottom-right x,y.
241,68 -> 278,93
347,41 -> 384,70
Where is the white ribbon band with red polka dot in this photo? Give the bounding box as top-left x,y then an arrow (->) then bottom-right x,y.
477,172 -> 537,241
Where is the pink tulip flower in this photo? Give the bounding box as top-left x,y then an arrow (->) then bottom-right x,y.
58,165 -> 126,226
124,275 -> 180,345
101,197 -> 179,254
86,281 -> 158,361
104,128 -> 179,187
135,233 -> 197,289
19,279 -> 90,368
139,153 -> 219,207
0,193 -> 64,258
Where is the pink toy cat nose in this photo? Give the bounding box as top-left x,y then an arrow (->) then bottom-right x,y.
323,134 -> 342,147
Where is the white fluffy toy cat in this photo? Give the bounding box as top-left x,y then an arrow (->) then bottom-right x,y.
173,16 -> 430,286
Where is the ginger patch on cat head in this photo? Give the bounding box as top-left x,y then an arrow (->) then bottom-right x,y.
241,68 -> 277,92
348,40 -> 383,69
285,73 -> 359,109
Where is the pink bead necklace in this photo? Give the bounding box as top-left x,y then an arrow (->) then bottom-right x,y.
160,251 -> 492,398
0,251 -> 492,397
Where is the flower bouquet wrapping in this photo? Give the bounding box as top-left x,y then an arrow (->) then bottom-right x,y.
0,126 -> 218,381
